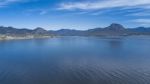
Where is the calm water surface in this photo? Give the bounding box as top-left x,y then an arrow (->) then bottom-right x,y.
0,36 -> 150,84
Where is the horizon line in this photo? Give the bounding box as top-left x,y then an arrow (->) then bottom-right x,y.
0,23 -> 149,31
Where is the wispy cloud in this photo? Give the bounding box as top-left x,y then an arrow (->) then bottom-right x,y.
57,0 -> 150,25
127,12 -> 150,16
58,0 -> 150,10
0,0 -> 27,7
90,11 -> 104,16
25,8 -> 50,15
131,19 -> 150,26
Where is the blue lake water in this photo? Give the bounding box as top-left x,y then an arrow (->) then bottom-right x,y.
0,36 -> 150,84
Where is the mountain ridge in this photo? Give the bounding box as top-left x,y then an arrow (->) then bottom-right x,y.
1,23 -> 150,40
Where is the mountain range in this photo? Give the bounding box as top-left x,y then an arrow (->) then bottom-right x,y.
50,23 -> 150,36
0,23 -> 150,40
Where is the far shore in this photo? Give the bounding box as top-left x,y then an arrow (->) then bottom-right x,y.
0,35 -> 54,41
1,35 -> 150,41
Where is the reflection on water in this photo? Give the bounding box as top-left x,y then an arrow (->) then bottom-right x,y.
0,36 -> 150,84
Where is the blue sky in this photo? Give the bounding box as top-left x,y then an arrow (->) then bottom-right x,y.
0,0 -> 150,30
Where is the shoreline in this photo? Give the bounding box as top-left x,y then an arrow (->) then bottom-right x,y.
1,35 -> 150,41
0,35 -> 53,41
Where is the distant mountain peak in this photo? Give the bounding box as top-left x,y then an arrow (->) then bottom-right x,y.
110,23 -> 124,27
31,27 -> 49,35
105,23 -> 125,31
34,27 -> 46,31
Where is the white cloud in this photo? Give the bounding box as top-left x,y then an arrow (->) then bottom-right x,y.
131,19 -> 150,26
0,0 -> 26,7
58,0 -> 150,10
127,12 -> 150,16
25,8 -> 50,15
